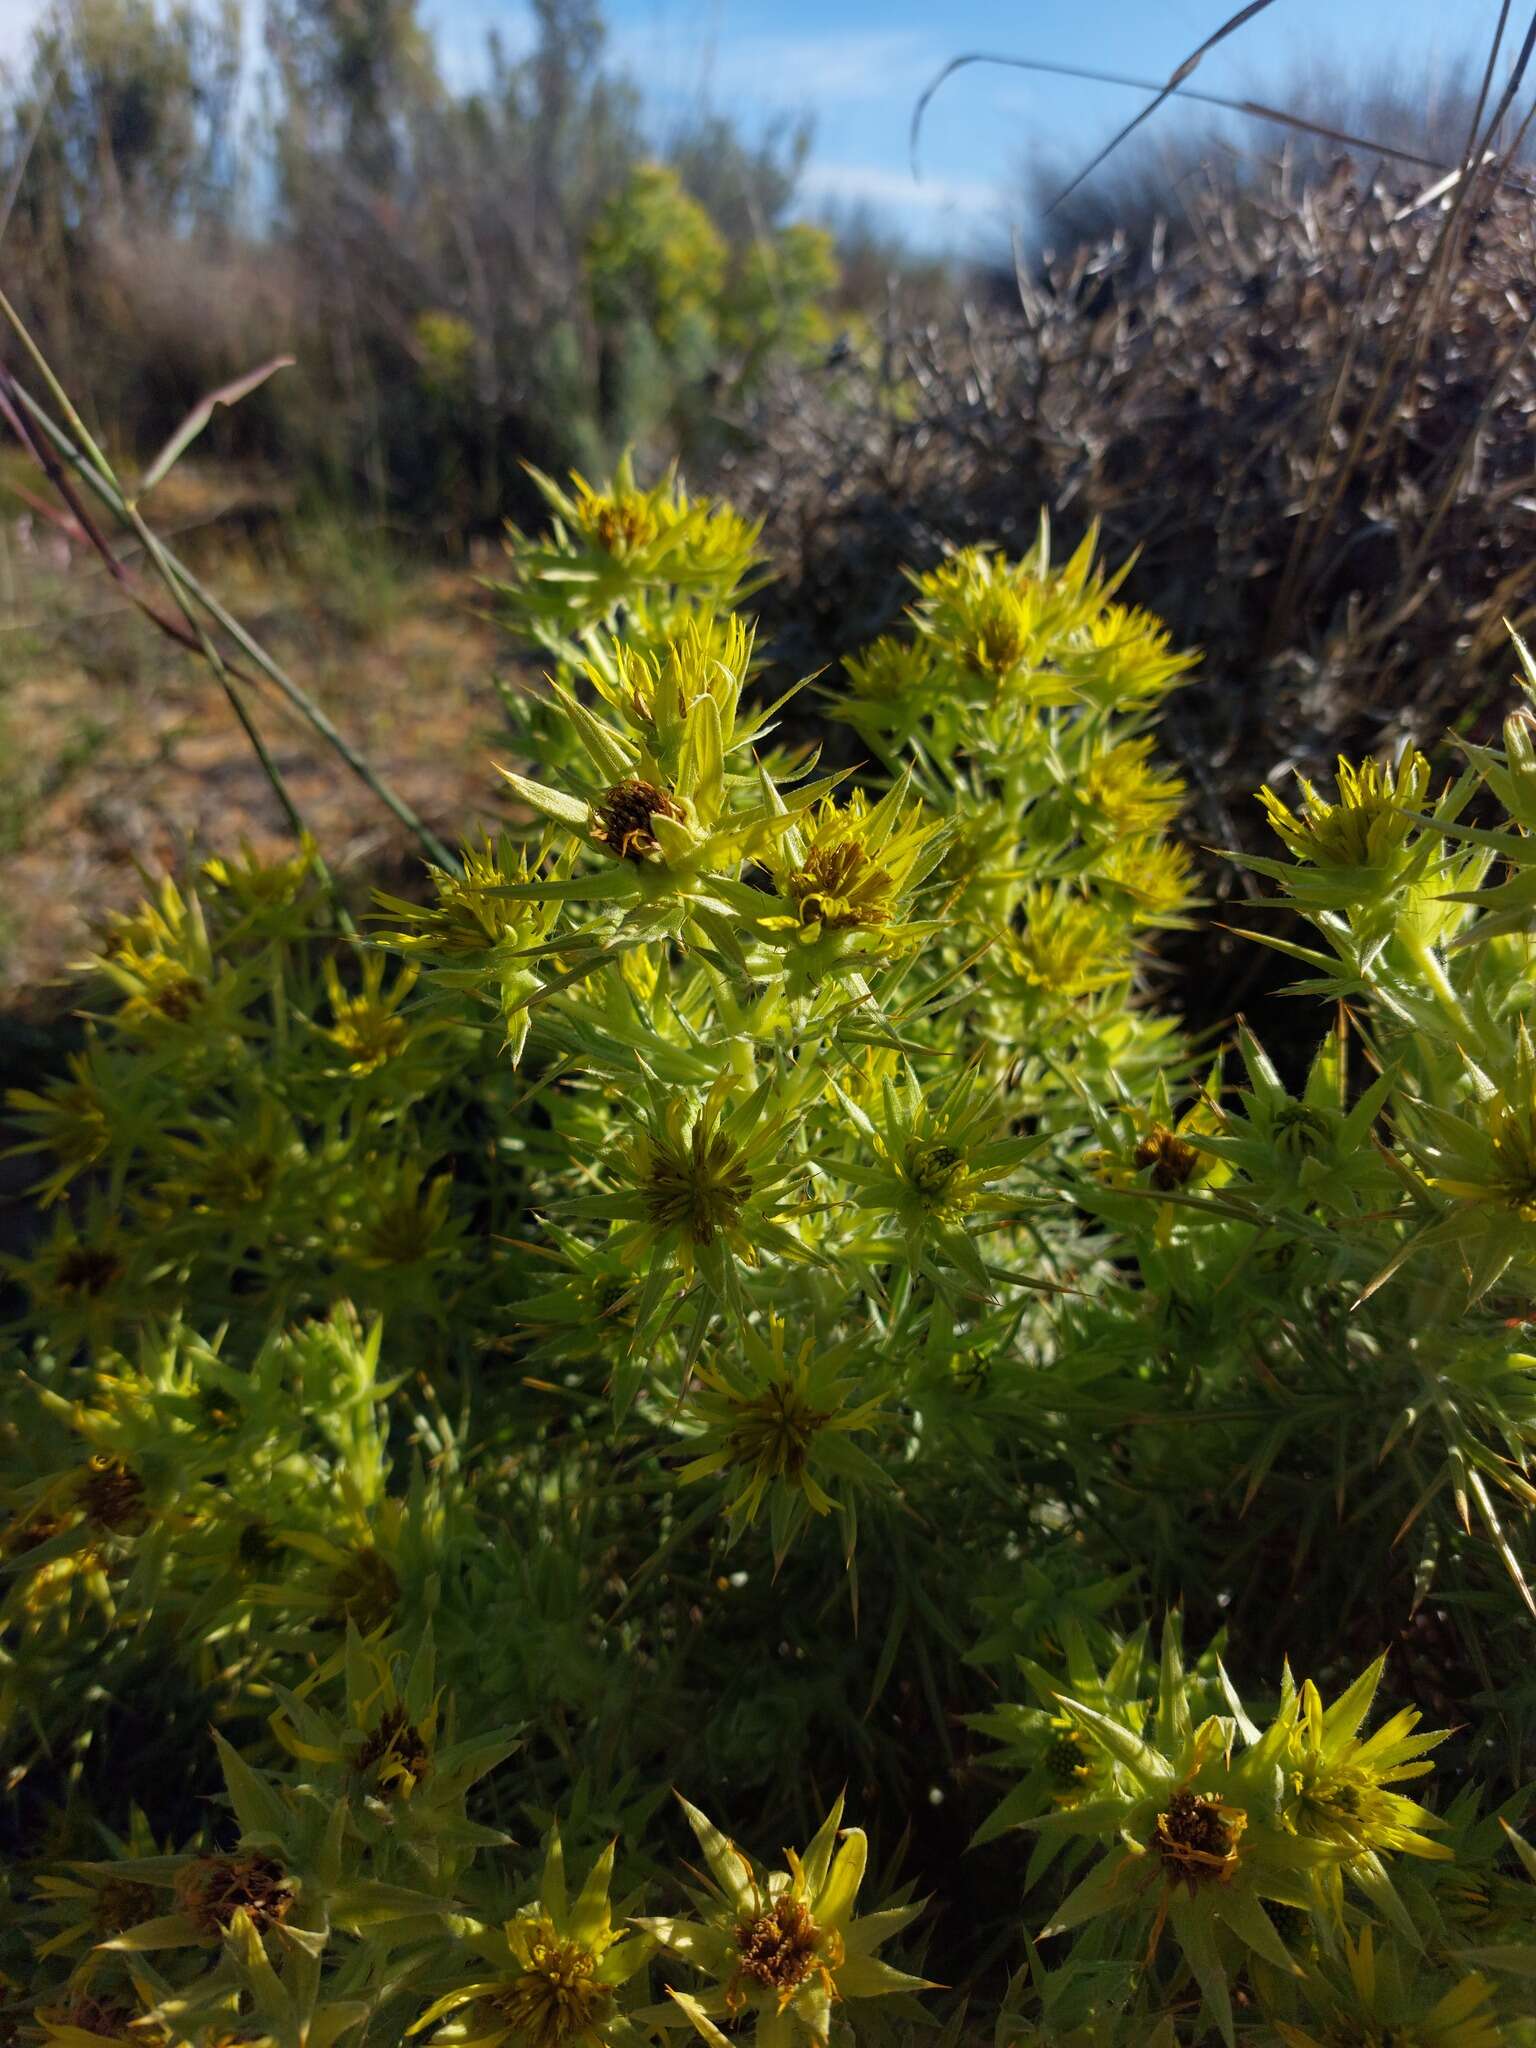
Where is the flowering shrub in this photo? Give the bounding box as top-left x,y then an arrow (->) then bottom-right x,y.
4,466 -> 1536,2045
583,167 -> 842,457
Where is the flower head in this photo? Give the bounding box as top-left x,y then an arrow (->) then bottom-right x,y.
492,457 -> 763,651
1004,886 -> 1133,1001
1260,752 -> 1431,871
318,954 -> 418,1074
266,1626 -> 516,1877
1283,1655 -> 1452,1869
373,834 -> 567,1064
199,835 -> 322,941
4,1051 -> 115,1206
174,1853 -> 294,1939
73,1453 -> 147,1535
642,1111 -> 754,1247
1152,1787 -> 1246,1893
410,1828 -> 651,2048
595,780 -> 688,864
31,1857 -> 163,1964
674,1319 -> 890,1561
34,1991 -> 142,2044
983,1623 -> 1460,2046
1079,737 -> 1185,839
1248,750 -> 1454,919
1274,1926 -> 1503,2048
641,1795 -> 929,2048
836,1062 -> 1034,1296
573,1077 -> 812,1300
758,786 -> 948,989
1096,835 -> 1199,926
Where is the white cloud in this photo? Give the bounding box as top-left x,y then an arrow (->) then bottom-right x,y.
603,19 -> 944,113
799,159 -> 998,217
702,27 -> 938,107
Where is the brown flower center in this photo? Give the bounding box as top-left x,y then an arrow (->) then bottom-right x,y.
1133,1124 -> 1200,1191
39,1995 -> 137,2041
596,780 -> 685,863
644,1130 -> 753,1246
591,497 -> 659,556
736,1897 -> 822,1996
175,1853 -> 293,1937
55,1244 -> 124,1297
325,1544 -> 401,1633
1153,1789 -> 1244,1890
786,842 -> 893,930
1,1509 -> 64,1556
75,1454 -> 147,1533
153,974 -> 205,1021
725,1380 -> 834,1484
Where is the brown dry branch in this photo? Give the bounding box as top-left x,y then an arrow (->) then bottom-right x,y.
738,155 -> 1536,839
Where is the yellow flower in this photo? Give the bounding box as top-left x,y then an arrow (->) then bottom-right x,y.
1286,1658 -> 1452,1867
641,1795 -> 929,2048
91,877 -> 227,1029
675,1319 -> 890,1559
270,1631 -> 442,1801
776,790 -> 942,932
641,1107 -> 754,1248
1005,886 -> 1131,999
1096,837 -> 1199,925
1274,1926 -> 1503,2048
494,456 -> 764,648
375,836 -> 555,958
1258,751 -> 1431,871
756,787 -> 949,991
1079,737 -> 1185,837
840,636 -> 935,706
1062,600 -> 1198,707
319,955 -> 418,1074
409,1831 -> 651,2048
4,1052 -> 114,1205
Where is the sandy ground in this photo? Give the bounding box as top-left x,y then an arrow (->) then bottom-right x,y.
1,469 -> 517,1007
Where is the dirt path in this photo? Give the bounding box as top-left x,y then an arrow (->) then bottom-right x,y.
2,485 -> 517,1006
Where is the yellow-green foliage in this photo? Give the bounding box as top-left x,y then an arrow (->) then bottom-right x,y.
581,165 -> 843,405
414,310 -> 478,397
7,468 -> 1536,2048
720,222 -> 840,370
587,163 -> 729,356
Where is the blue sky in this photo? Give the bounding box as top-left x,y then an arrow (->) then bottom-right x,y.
0,0 -> 1513,249
427,0 -> 1518,250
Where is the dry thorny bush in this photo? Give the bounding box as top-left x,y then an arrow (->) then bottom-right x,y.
738,152 -> 1536,892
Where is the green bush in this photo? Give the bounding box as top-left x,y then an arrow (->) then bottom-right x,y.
4,466 -> 1536,2046
0,0 -> 848,526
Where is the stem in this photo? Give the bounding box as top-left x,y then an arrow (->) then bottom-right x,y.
1405,933 -> 1469,1038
